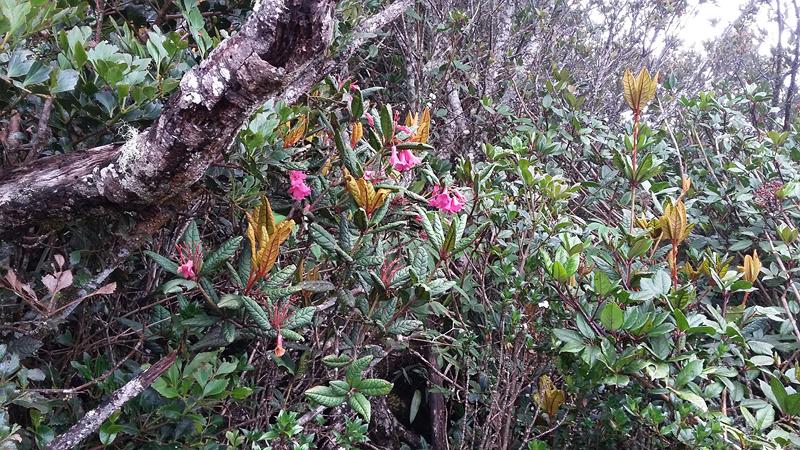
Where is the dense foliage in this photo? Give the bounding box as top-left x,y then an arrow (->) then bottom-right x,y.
1,0 -> 800,449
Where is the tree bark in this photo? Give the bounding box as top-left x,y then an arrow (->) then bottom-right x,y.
0,0 -> 413,240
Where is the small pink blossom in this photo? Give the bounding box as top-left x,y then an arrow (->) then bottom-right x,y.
389,146 -> 422,172
274,333 -> 285,357
363,170 -> 377,181
366,114 -> 375,127
350,83 -> 360,92
176,242 -> 203,280
288,170 -> 311,201
428,185 -> 465,214
177,260 -> 195,279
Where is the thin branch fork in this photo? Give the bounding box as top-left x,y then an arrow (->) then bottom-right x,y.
43,351 -> 178,450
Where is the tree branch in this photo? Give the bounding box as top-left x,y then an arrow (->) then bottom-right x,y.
0,0 -> 343,238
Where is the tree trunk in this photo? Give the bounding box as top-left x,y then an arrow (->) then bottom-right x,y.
0,0 -> 413,240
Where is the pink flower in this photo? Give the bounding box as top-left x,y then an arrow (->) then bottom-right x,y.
389,146 -> 422,172
366,114 -> 375,127
288,170 -> 311,201
274,333 -> 285,357
176,242 -> 203,280
428,185 -> 465,214
350,83 -> 360,92
177,260 -> 195,279
363,170 -> 377,181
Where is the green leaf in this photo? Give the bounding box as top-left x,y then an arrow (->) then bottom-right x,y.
453,222 -> 489,254
627,237 -> 652,259
305,386 -> 346,407
283,306 -> 316,329
349,392 -> 371,421
770,377 -> 800,415
51,69 -> 79,94
144,250 -> 179,275
182,220 -> 201,249
380,104 -> 393,144
322,354 -> 352,368
675,360 -> 703,388
346,355 -> 374,386
386,319 -> 422,335
297,280 -> 335,293
310,223 -> 353,262
202,379 -> 228,397
356,378 -> 393,396
335,126 -> 362,177
416,208 -> 444,250
329,380 -> 350,396
442,215 -> 460,254
161,278 -> 196,294
201,236 -> 242,275
351,90 -> 364,118
151,378 -> 179,399
231,387 -> 253,400
632,270 -> 671,300
73,41 -> 88,67
675,389 -> 708,412
593,271 -> 614,296
241,296 -> 273,332
600,302 -> 624,331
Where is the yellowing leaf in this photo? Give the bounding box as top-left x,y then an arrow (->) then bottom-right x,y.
659,200 -> 692,244
283,115 -> 307,148
351,122 -> 363,148
244,197 -> 296,290
343,169 -> 390,216
415,107 -> 430,143
405,108 -> 431,143
738,249 -> 761,283
405,111 -> 416,127
622,68 -> 659,113
533,375 -> 565,418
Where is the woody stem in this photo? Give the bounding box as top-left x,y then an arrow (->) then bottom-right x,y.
630,110 -> 640,232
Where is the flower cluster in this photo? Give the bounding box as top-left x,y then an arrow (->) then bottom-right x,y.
389,145 -> 422,172
288,170 -> 311,201
428,185 -> 465,214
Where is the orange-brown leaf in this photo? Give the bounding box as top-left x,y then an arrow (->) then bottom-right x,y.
283,115 -> 307,148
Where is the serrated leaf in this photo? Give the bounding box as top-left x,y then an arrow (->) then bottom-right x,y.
322,354 -> 352,368
305,386 -> 346,407
297,280 -> 335,293
349,392 -> 371,421
201,236 -> 243,275
283,306 -> 316,329
241,296 -> 273,332
330,380 -> 351,396
346,355 -> 374,385
144,250 -> 179,275
310,223 -> 353,262
182,220 -> 201,249
356,378 -> 393,396
386,319 -> 422,335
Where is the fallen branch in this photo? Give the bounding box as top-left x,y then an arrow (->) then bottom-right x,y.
44,351 -> 178,450
0,0 -> 414,240
0,0 -> 337,238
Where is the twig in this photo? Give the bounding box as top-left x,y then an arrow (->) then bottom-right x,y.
24,97 -> 53,163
